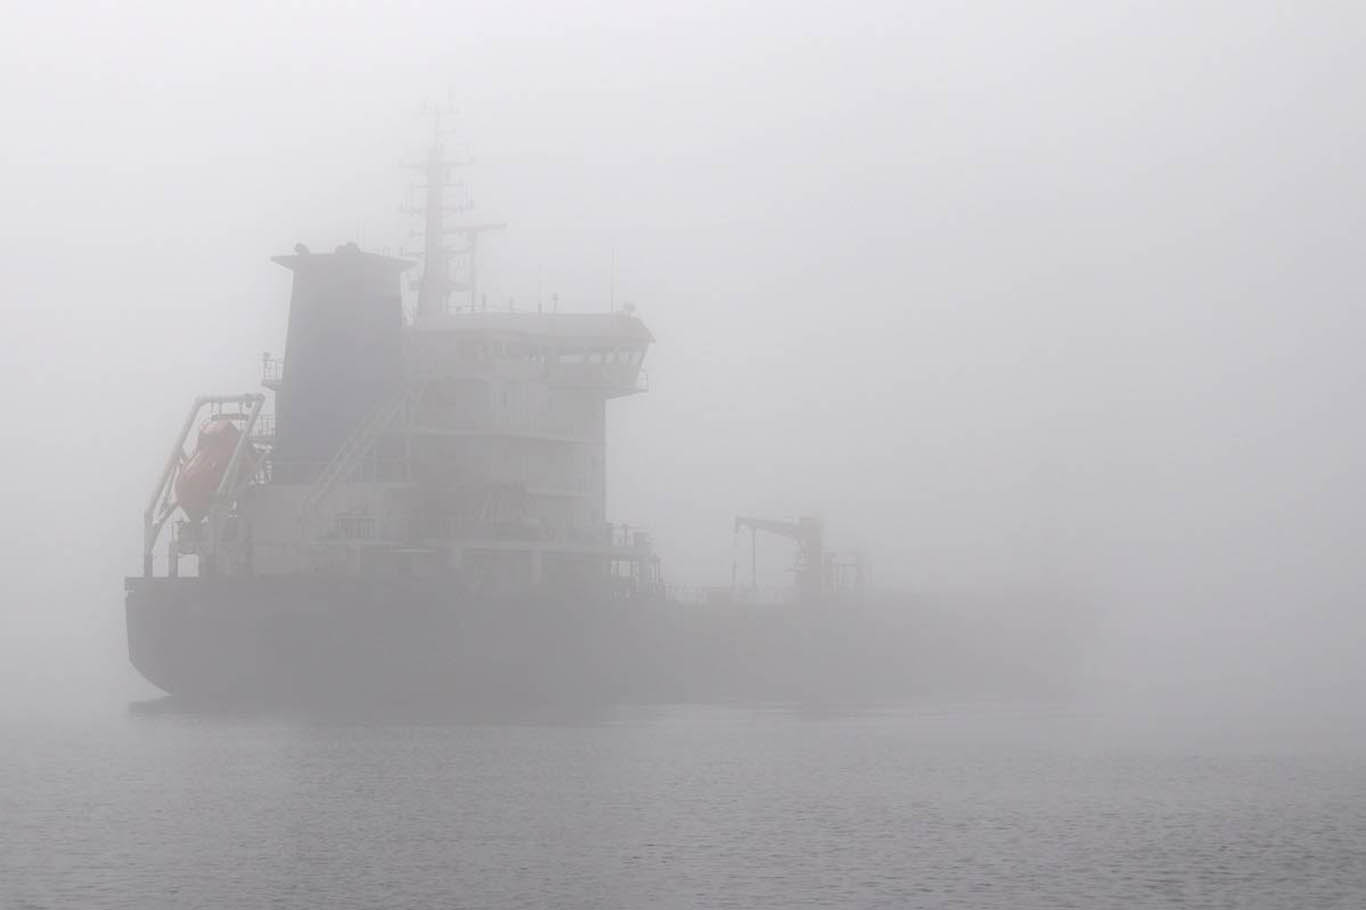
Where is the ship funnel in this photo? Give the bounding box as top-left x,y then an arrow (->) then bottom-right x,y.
270,245 -> 411,479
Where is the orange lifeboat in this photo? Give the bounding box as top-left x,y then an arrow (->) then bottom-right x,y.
174,419 -> 249,522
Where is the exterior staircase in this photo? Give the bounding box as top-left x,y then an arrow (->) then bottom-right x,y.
300,395 -> 407,533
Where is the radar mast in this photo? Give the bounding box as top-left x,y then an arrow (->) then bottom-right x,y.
412,107 -> 505,321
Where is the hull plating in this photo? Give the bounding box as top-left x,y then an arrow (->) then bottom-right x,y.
127,576 -> 1069,708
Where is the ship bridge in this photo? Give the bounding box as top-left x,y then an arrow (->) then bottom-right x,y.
410,310 -> 652,397
398,307 -> 655,594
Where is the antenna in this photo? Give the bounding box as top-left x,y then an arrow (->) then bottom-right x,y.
404,100 -> 506,321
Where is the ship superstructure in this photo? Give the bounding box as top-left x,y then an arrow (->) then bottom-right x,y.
140,130 -> 660,601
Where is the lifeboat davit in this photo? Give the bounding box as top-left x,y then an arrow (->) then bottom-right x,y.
174,419 -> 249,522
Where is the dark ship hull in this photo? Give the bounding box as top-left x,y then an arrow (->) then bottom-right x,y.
128,575 -> 655,707
126,576 -> 1071,709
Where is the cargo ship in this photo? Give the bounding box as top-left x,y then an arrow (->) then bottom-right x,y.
125,131 -> 1073,708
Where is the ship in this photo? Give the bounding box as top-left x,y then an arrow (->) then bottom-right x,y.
125,129 -> 1076,709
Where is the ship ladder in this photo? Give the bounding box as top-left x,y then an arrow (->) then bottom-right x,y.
300,394 -> 407,533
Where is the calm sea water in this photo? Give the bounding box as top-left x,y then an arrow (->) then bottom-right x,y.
3,702 -> 1365,909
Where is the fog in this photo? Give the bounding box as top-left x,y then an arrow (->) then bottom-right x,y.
2,0 -> 1365,718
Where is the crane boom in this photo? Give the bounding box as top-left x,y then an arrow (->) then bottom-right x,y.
733,516 -> 804,538
733,514 -> 825,601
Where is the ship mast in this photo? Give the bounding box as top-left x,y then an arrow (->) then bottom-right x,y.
413,110 -> 504,321
415,113 -> 453,321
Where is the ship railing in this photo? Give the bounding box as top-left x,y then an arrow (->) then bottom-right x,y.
249,413 -> 276,443
327,512 -> 376,541
665,585 -> 729,605
419,297 -> 634,321
261,353 -> 284,389
606,575 -> 667,602
608,522 -> 654,551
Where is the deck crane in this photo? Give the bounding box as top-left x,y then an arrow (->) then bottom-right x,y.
733,515 -> 826,602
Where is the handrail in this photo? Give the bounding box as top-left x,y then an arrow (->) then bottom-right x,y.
261,353 -> 284,387
249,413 -> 276,440
300,394 -> 407,530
